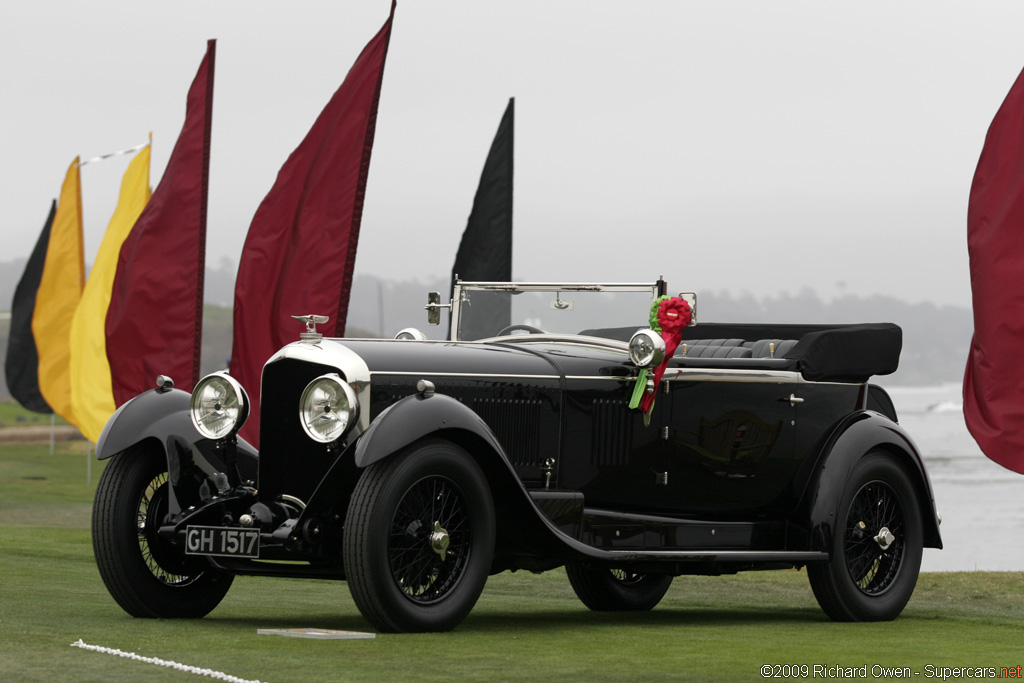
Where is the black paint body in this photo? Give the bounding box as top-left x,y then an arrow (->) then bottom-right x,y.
97,332 -> 941,579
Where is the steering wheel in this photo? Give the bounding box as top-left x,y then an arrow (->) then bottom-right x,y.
497,324 -> 545,336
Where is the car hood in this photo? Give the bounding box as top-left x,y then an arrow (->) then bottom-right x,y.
333,338 -> 634,380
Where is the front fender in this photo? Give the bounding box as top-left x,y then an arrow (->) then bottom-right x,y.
351,391 -> 623,569
95,387 -> 258,514
96,387 -> 197,460
805,411 -> 942,553
354,391 -> 500,468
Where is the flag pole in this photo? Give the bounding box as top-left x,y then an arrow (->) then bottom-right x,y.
49,413 -> 55,455
77,140 -> 151,167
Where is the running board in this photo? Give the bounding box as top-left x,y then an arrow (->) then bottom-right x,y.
599,550 -> 828,563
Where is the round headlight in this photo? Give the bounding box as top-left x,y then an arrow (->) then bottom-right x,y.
190,372 -> 248,440
628,329 -> 666,368
300,373 -> 359,443
394,327 -> 427,341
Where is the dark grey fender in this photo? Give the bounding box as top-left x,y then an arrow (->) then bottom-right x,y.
96,387 -> 197,460
805,410 -> 942,553
354,391 -> 500,468
95,386 -> 258,513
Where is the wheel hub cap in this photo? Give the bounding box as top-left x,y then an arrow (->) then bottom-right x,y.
873,526 -> 896,551
430,521 -> 450,561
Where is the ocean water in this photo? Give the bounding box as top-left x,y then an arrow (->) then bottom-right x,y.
885,384 -> 1024,572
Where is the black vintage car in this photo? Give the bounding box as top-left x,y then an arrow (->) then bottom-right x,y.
92,279 -> 941,632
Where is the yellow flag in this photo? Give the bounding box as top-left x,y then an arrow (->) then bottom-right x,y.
33,158 -> 85,425
70,144 -> 152,442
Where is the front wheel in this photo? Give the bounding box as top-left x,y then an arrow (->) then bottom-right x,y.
565,563 -> 673,611
343,439 -> 495,632
808,453 -> 923,621
92,445 -> 233,618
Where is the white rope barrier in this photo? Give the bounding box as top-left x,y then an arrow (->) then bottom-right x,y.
77,140 -> 150,167
70,639 -> 266,683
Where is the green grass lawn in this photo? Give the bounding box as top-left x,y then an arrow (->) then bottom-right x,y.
2,441 -> 1022,682
0,399 -> 67,428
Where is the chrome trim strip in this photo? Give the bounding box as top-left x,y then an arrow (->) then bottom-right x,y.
450,283 -> 462,340
367,370 -> 857,387
333,337 -> 452,344
564,375 -> 635,382
481,334 -> 629,352
795,378 -> 861,387
665,368 -> 801,384
372,371 -> 561,381
566,371 -> 801,384
339,335 -> 631,354
456,281 -> 660,292
664,369 -> 856,387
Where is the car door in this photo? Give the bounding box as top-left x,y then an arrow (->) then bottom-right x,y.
656,373 -> 800,515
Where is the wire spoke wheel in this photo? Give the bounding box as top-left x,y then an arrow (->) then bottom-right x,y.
566,563 -> 673,611
844,481 -> 904,595
137,473 -> 197,587
609,569 -> 650,587
92,445 -> 233,618
807,453 -> 923,622
344,439 -> 495,632
388,476 -> 471,603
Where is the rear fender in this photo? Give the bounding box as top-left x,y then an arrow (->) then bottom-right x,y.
805,411 -> 942,552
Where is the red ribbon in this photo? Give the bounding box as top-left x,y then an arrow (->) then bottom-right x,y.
639,297 -> 692,414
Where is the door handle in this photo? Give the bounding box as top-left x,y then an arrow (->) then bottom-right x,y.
779,393 -> 804,406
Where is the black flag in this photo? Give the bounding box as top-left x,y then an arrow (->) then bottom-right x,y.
451,98 -> 513,338
5,201 -> 57,413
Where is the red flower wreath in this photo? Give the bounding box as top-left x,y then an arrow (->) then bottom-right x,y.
638,296 -> 692,415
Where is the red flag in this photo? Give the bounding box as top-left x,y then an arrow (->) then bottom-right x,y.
106,40 -> 215,405
964,64 -> 1024,474
231,3 -> 395,446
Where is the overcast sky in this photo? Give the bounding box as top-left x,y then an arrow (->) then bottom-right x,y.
3,1 -> 1023,309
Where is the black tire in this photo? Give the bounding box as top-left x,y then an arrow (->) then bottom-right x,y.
807,452 -> 923,621
343,439 -> 495,632
565,563 -> 673,611
92,445 -> 233,618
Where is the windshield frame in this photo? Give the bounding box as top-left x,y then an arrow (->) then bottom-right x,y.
450,280 -> 665,342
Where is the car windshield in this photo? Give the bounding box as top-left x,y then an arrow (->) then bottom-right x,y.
454,283 -> 661,341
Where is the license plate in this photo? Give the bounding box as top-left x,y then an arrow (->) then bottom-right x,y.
185,525 -> 260,558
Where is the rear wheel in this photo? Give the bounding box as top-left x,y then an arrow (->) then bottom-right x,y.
344,439 -> 495,632
808,453 -> 923,621
566,563 -> 673,611
92,445 -> 233,618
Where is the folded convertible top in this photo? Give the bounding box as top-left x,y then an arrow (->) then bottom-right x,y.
678,322 -> 902,383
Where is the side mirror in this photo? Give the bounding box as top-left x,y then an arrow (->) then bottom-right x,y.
426,292 -> 450,326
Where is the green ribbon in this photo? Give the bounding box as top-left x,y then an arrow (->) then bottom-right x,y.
627,295 -> 672,415
628,368 -> 648,409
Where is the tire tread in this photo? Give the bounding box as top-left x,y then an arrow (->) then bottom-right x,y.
92,446 -> 232,618
343,439 -> 495,632
807,452 -> 923,622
